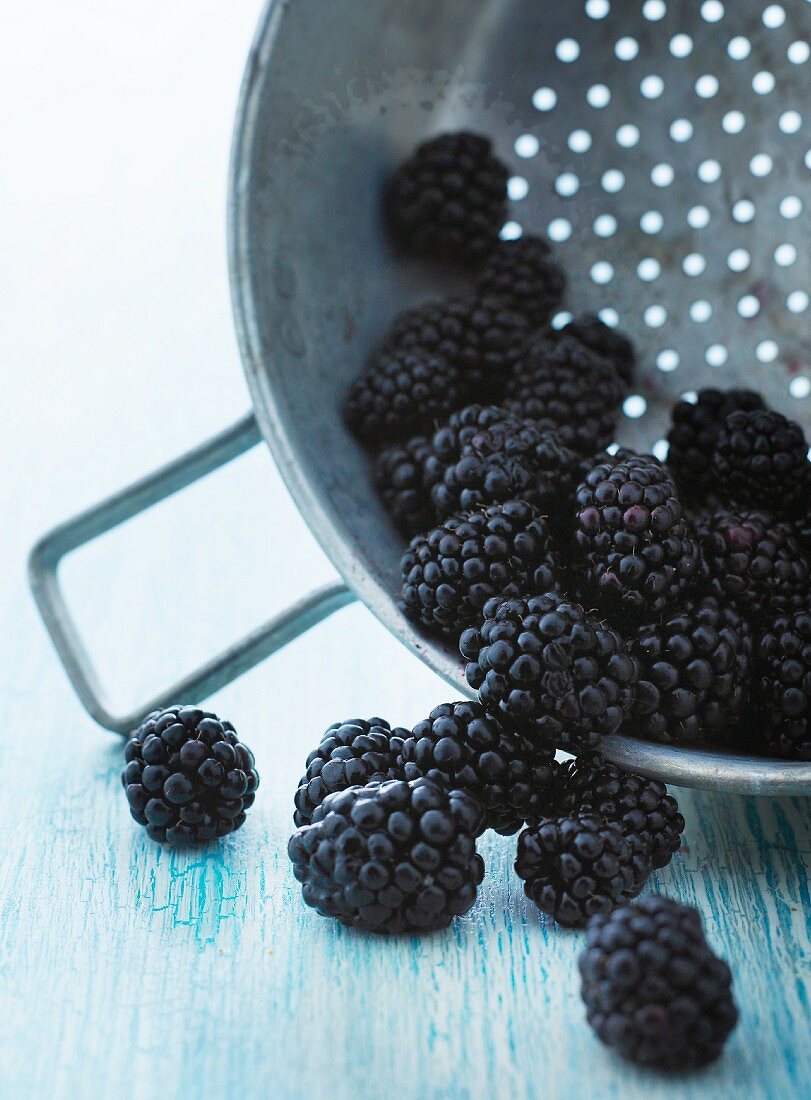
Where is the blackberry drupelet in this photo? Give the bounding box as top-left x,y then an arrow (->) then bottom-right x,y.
561,313 -> 636,388
288,777 -> 485,933
628,596 -> 753,746
503,334 -> 623,454
697,509 -> 809,622
713,408 -> 808,515
293,717 -> 408,826
756,610 -> 811,759
401,501 -> 561,634
122,706 -> 259,844
374,435 -> 435,536
667,388 -> 765,502
397,700 -> 559,835
460,593 -> 639,753
579,895 -> 738,1069
558,756 -> 685,870
344,346 -> 461,446
515,811 -> 647,928
475,235 -> 566,326
385,131 -> 509,262
573,453 -> 701,622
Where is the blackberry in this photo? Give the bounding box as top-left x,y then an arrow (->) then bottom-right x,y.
697,509 -> 809,622
288,777 -> 485,933
515,811 -> 647,929
628,596 -> 753,746
580,895 -> 738,1070
573,453 -> 701,622
293,717 -> 408,826
385,131 -> 509,262
374,435 -> 435,536
397,701 -> 559,835
713,408 -> 808,516
460,594 -> 638,753
756,609 -> 811,759
504,334 -> 622,454
667,388 -> 766,502
561,314 -> 636,388
401,501 -> 561,634
122,706 -> 259,844
475,235 -> 566,325
558,756 -> 684,870
344,346 -> 461,446
387,297 -> 530,401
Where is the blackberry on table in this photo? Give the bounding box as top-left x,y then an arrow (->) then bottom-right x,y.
122,706 -> 259,844
460,593 -> 639,753
397,700 -> 559,836
288,777 -> 485,933
385,131 -> 509,263
579,895 -> 738,1070
756,609 -> 811,759
475,235 -> 566,326
374,435 -> 435,536
558,756 -> 685,870
628,596 -> 753,746
573,452 -> 701,623
561,313 -> 636,388
293,717 -> 408,826
713,408 -> 808,516
401,501 -> 561,634
515,811 -> 648,929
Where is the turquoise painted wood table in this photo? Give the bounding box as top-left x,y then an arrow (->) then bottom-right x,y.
2,3 -> 810,1097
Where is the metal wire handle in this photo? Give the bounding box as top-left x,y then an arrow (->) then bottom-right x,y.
28,413 -> 355,734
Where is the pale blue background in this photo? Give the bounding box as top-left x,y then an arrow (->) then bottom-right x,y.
1,3 -> 810,1097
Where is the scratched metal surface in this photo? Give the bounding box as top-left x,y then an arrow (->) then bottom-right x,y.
2,2 -> 811,1098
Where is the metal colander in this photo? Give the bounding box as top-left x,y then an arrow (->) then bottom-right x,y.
30,0 -> 811,794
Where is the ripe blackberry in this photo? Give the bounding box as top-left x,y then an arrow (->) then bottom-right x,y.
713,408 -> 808,515
504,334 -> 622,454
667,388 -> 766,502
387,297 -> 530,400
397,701 -> 559,836
122,706 -> 259,844
756,609 -> 811,759
460,594 -> 638,753
515,811 -> 647,928
374,435 -> 435,536
293,717 -> 408,826
475,235 -> 566,325
288,777 -> 485,934
344,346 -> 460,446
573,453 -> 701,622
385,131 -> 509,262
628,596 -> 753,746
401,501 -> 561,634
697,509 -> 809,622
561,314 -> 636,388
580,895 -> 738,1070
558,756 -> 684,870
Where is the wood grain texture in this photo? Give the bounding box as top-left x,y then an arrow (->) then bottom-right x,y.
2,3 -> 810,1097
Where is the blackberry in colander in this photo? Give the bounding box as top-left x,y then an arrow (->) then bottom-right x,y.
374,435 -> 436,536
712,408 -> 808,517
756,609 -> 811,760
475,234 -> 566,326
561,313 -> 636,388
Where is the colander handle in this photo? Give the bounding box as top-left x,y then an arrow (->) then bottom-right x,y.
28,413 -> 355,734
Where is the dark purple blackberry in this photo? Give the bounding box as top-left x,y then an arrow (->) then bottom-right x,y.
385,131 -> 509,262
580,895 -> 738,1070
344,346 -> 461,446
713,408 -> 808,516
561,313 -> 636,388
756,609 -> 811,759
396,701 -> 559,836
573,453 -> 701,622
475,235 -> 565,325
387,297 -> 530,400
122,706 -> 259,844
628,596 -> 753,746
697,509 -> 809,622
504,334 -> 623,454
558,757 -> 685,870
288,777 -> 485,933
401,501 -> 561,634
374,435 -> 435,536
515,811 -> 647,928
460,594 -> 638,753
667,388 -> 766,502
293,717 -> 407,827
